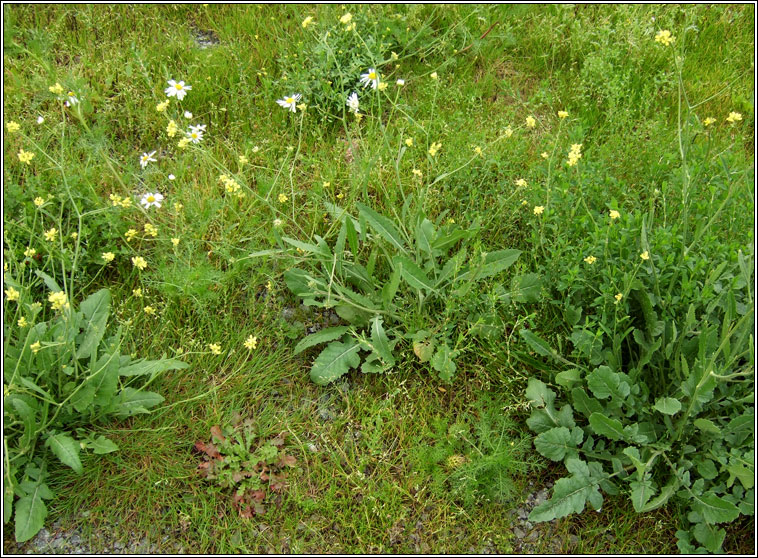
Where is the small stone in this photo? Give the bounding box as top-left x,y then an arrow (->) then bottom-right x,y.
307,442 -> 319,453
513,527 -> 526,539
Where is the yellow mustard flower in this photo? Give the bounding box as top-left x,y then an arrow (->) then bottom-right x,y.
17,316 -> 28,328
703,117 -> 716,127
526,116 -> 536,128
132,256 -> 147,270
171,237 -> 180,247
278,193 -> 289,203
654,29 -> 675,46
5,287 -> 20,301
156,100 -> 170,112
208,343 -> 222,355
125,228 -> 138,242
558,110 -> 569,119
302,16 -> 315,28
49,82 -> 64,95
640,251 -> 650,261
102,252 -> 115,263
144,223 -> 158,237
405,138 -> 414,147
428,142 -> 442,157
24,247 -> 36,258
533,205 -> 545,215
30,341 -> 42,353
6,121 -> 20,133
18,149 -> 35,164
584,255 -> 597,265
44,228 -> 57,242
244,335 -> 258,350
614,293 -> 623,304
609,210 -> 620,220
48,291 -> 69,311
726,111 -> 743,124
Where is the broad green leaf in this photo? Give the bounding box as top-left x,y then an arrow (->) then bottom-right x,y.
4,484 -> 12,524
45,434 -> 82,473
394,255 -> 435,293
34,270 -> 62,293
692,521 -> 727,553
534,426 -> 582,461
112,388 -> 164,417
293,327 -> 350,355
430,343 -> 456,382
416,218 -> 436,256
511,273 -> 541,303
370,316 -> 394,365
413,341 -> 435,363
118,357 -> 189,377
88,436 -> 119,455
519,329 -> 555,358
76,289 -> 111,360
282,236 -> 331,258
696,459 -> 719,480
381,266 -> 401,306
571,388 -> 604,418
431,228 -> 471,252
571,328 -> 604,365
525,378 -> 556,408
587,366 -> 630,401
654,397 -> 682,415
356,202 -> 407,253
324,201 -> 362,235
529,474 -> 602,522
640,478 -> 679,512
630,479 -> 656,512
589,413 -> 626,441
726,464 -> 754,490
693,492 -> 740,524
14,486 -> 49,542
693,418 -> 721,435
555,368 -> 582,388
71,351 -> 120,412
345,214 -> 359,255
457,249 -> 521,282
310,339 -> 361,386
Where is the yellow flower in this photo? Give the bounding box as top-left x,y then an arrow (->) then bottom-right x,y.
30,341 -> 42,353
521,200 -> 528,206
120,197 -> 132,209
125,228 -> 138,242
614,293 -> 623,304
144,305 -> 156,315
24,247 -> 36,258
703,117 -> 716,127
474,146 -> 482,156
48,291 -> 69,311
526,116 -> 536,128
144,223 -> 158,237
302,16 -> 315,28
17,316 -> 28,328
5,287 -> 20,301
515,178 -> 527,188
584,255 -> 597,265
377,82 -> 388,91
278,193 -> 289,203
208,343 -> 222,355
18,149 -> 35,164
33,197 -> 45,207
566,143 -> 583,167
297,103 -> 307,111
239,155 -> 248,165
174,202 -> 184,213
102,252 -> 115,263
6,121 -> 20,133
49,82 -> 64,95
336,192 -> 344,199
44,228 -> 57,242
640,251 -> 650,261
405,138 -> 414,147
428,142 -> 442,157
244,335 -> 258,350
391,51 -> 399,61
156,100 -> 170,112
354,112 -> 363,122
171,237 -> 180,247
70,232 -> 78,240
558,110 -> 569,119
412,168 -> 423,179
430,72 -> 438,80
726,111 -> 743,124
345,22 -> 356,32
541,152 -> 549,159
131,256 -> 147,270
109,193 -> 122,206
504,126 -> 513,138
133,288 -> 143,298
322,181 -> 331,188
339,12 -> 352,24
166,119 -> 178,137
178,137 -> 191,149
533,205 -> 545,215
609,210 -> 620,220
654,29 -> 675,46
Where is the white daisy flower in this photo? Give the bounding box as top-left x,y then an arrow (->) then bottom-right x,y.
37,116 -> 45,124
168,174 -> 176,180
184,111 -> 193,119
346,92 -> 360,113
276,93 -> 302,113
140,192 -> 164,209
186,125 -> 204,144
396,79 -> 405,86
360,68 -> 379,89
140,150 -> 157,168
165,79 -> 192,101
65,91 -> 79,106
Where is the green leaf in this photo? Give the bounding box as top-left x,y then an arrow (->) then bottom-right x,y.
71,351 -> 120,412
693,492 -> 741,524
293,327 -> 350,355
324,201 -> 362,235
534,426 -> 582,461
309,339 -> 361,386
555,368 -> 582,389
416,218 -> 436,256
88,436 -> 119,455
511,273 -> 541,303
345,214 -> 359,255
654,397 -> 682,415
75,289 -> 111,360
4,484 -> 13,525
112,388 -> 164,417
693,418 -> 720,435
529,474 -> 602,522
726,464 -> 754,490
587,366 -> 630,400
430,343 -> 457,382
282,236 -> 331,258
34,270 -> 62,293
118,357 -> 189,377
370,316 -> 395,365
394,255 -> 435,293
14,486 -> 49,542
571,388 -> 605,418
356,202 -> 407,253
431,228 -> 471,252
692,521 -> 726,553
45,434 -> 82,473
640,478 -> 679,512
381,265 -> 401,307
630,480 -> 656,512
589,413 -> 626,441
519,329 -> 555,358
457,249 -> 521,282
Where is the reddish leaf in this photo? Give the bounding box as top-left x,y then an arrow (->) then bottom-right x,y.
210,425 -> 226,442
270,480 -> 288,492
278,454 -> 297,468
250,489 -> 266,502
194,440 -> 222,459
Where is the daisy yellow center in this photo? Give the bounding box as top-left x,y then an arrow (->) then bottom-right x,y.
147,195 -> 155,203
142,155 -> 148,161
191,132 -> 198,138
175,83 -> 183,90
369,72 -> 376,80
68,92 -> 75,96
286,97 -> 294,104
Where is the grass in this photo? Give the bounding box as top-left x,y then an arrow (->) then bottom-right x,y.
3,3 -> 754,554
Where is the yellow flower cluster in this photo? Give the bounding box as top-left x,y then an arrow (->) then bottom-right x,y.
48,291 -> 69,311
515,178 -> 527,188
302,16 -> 315,28
44,228 -> 57,242
244,335 -> 258,350
583,255 -> 597,265
125,228 -> 138,242
278,193 -> 289,203
428,142 -> 442,157
726,111 -> 743,124
6,121 -> 20,133
219,174 -> 244,197
24,247 -> 36,258
156,100 -> 170,112
49,83 -> 64,95
109,193 -> 133,208
167,120 -> 178,137
102,252 -> 115,263
18,149 -> 35,164
5,287 -> 20,301
144,223 -> 158,237
640,251 -> 650,261
566,143 -> 582,167
209,343 -> 222,355
525,116 -> 536,128
132,256 -> 147,270
558,110 -> 569,119
34,197 -> 46,207
533,205 -> 545,216
654,29 -> 675,46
